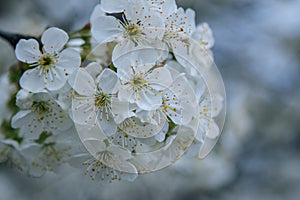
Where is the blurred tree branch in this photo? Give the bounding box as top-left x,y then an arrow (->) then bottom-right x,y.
0,30 -> 35,49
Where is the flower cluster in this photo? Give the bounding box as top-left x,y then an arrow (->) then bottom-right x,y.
0,0 -> 225,183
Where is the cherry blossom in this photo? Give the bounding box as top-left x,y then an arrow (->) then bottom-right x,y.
15,27 -> 81,92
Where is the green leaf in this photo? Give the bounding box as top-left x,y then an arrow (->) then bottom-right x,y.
6,91 -> 18,113
0,119 -> 22,143
34,131 -> 52,145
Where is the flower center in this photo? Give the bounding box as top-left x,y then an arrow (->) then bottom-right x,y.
32,101 -> 51,115
94,91 -> 111,107
124,23 -> 142,39
130,74 -> 147,90
39,55 -> 54,72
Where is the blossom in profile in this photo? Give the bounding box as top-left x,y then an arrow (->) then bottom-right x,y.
69,138 -> 138,182
20,132 -> 79,177
11,91 -> 73,140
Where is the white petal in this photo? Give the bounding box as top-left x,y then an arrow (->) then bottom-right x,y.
169,74 -> 198,124
128,6 -> 165,39
97,109 -> 117,137
21,144 -> 46,177
11,110 -> 32,128
185,140 -> 202,157
124,0 -> 164,37
68,153 -> 91,168
41,27 -> 69,53
96,68 -> 120,94
123,0 -> 148,20
85,62 -> 103,80
118,84 -> 134,102
84,138 -> 107,153
90,4 -> 105,22
109,131 -> 138,151
114,47 -> 161,70
198,137 -> 218,159
45,67 -> 67,91
100,0 -> 126,13
16,89 -> 33,109
69,68 -> 96,96
15,39 -> 41,63
135,88 -> 162,111
91,15 -> 123,44
206,121 -> 220,139
119,115 -> 166,138
150,0 -> 177,18
114,54 -> 135,82
31,91 -> 51,102
192,23 -> 215,49
135,110 -> 156,124
108,146 -> 132,160
211,94 -> 224,117
154,121 -> 168,142
162,96 -> 183,125
56,48 -> 81,74
111,97 -> 135,124
147,67 -> 172,90
47,105 -> 73,132
18,113 -> 43,139
72,97 -> 97,126
112,40 -> 136,65
183,8 -> 196,35
106,157 -> 138,174
20,68 -> 44,92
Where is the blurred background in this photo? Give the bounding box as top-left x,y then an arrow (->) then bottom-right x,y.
1,0 -> 300,199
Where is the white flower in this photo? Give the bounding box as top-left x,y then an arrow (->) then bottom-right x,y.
76,154 -> 137,183
166,60 -> 207,100
163,7 -> 196,48
69,148 -> 137,183
80,138 -> 138,175
91,1 -> 165,58
11,91 -> 73,140
161,8 -> 214,70
197,92 -> 224,141
159,74 -> 198,125
186,91 -> 224,158
117,111 -> 167,138
71,68 -> 133,136
15,27 -> 81,92
20,131 -> 80,177
192,23 -> 215,50
115,49 -> 173,111
0,139 -> 27,172
184,23 -> 215,70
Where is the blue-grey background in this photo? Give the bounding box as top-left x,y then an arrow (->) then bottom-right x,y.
1,0 -> 300,199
